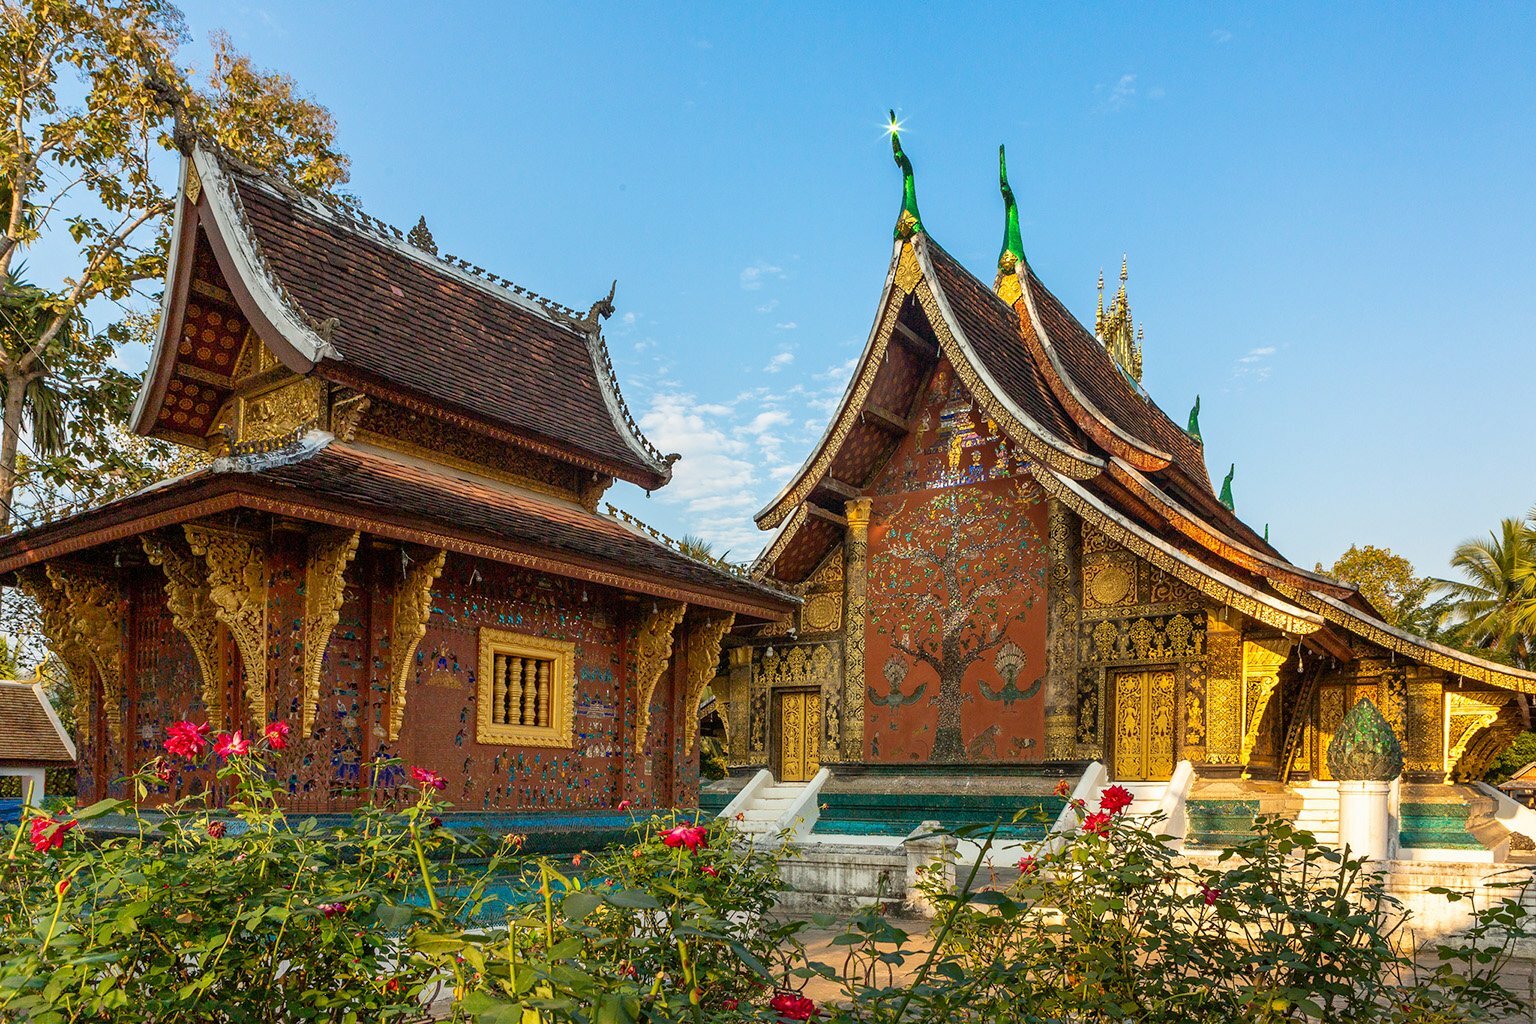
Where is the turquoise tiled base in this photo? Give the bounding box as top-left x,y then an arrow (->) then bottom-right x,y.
1185,799 -> 1260,849
812,793 -> 1066,840
1398,801 -> 1484,850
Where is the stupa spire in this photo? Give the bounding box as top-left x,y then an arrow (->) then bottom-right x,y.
1219,463 -> 1236,511
1096,254 -> 1143,383
887,111 -> 923,239
995,145 -> 1025,304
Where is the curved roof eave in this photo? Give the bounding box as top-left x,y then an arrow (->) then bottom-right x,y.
1273,583 -> 1536,693
1013,264 -> 1173,473
1105,458 -> 1355,598
1033,465 -> 1322,635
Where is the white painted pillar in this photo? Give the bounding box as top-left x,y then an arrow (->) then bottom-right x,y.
1337,780 -> 1393,862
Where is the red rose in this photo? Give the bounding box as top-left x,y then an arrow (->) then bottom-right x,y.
55,876 -> 71,897
1098,785 -> 1134,815
701,864 -> 719,877
1201,884 -> 1222,906
263,721 -> 291,750
769,991 -> 818,1020
410,766 -> 447,791
214,731 -> 251,758
1082,810 -> 1113,837
384,977 -> 402,994
319,902 -> 348,918
723,997 -> 739,1010
662,825 -> 708,852
28,816 -> 76,852
618,799 -> 633,811
1016,855 -> 1038,875
1053,778 -> 1073,798
164,720 -> 211,759
154,763 -> 174,783
206,820 -> 227,839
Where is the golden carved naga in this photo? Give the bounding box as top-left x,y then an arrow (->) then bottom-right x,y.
680,611 -> 735,755
302,529 -> 360,735
633,600 -> 687,749
184,524 -> 269,725
386,547 -> 446,741
141,533 -> 224,722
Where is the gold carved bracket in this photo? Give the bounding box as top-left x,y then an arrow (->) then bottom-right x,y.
634,601 -> 687,748
141,533 -> 225,723
387,546 -> 446,741
681,611 -> 735,755
19,570 -> 107,746
184,524 -> 269,725
303,529 -> 360,735
1445,691 -> 1507,777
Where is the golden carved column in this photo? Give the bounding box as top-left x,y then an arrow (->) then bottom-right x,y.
1044,499 -> 1080,761
385,546 -> 446,741
184,524 -> 269,726
1404,672 -> 1446,779
842,498 -> 872,761
725,646 -> 751,766
43,565 -> 125,747
141,533 -> 224,723
634,601 -> 687,750
681,611 -> 735,755
303,529 -> 360,735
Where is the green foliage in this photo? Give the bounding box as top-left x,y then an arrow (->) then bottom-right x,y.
1434,512 -> 1536,668
1326,697 -> 1405,782
2,733 -> 1532,1023
1316,544 -> 1437,630
1483,730 -> 1536,785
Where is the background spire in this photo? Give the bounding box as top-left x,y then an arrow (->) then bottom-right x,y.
887,110 -> 923,239
1219,463 -> 1236,511
1187,395 -> 1202,440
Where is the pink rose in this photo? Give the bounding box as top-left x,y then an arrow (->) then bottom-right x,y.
164,721 -> 211,759
263,721 -> 291,750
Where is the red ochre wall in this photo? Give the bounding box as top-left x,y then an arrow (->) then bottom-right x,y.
103,542 -> 694,814
863,359 -> 1050,765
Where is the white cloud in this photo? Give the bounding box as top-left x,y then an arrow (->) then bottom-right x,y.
1211,28 -> 1233,44
1238,346 -> 1276,364
1097,73 -> 1137,113
755,299 -> 780,314
764,351 -> 794,373
739,262 -> 783,290
775,321 -> 798,331
1231,345 -> 1278,385
741,410 -> 791,436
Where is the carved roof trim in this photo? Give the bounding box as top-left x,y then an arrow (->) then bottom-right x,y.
1274,583 -> 1536,693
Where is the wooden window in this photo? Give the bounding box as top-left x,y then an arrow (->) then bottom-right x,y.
476,629 -> 575,747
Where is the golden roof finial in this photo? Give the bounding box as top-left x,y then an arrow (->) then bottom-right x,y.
1095,269 -> 1106,338
1100,254 -> 1142,384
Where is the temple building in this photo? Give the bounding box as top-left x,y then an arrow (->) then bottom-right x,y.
0,147 -> 793,816
708,132 -> 1536,857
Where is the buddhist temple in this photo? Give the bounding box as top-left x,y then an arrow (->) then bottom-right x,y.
705,129 -> 1536,859
0,146 -> 794,817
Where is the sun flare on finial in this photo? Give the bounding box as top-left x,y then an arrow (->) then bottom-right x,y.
884,109 -> 907,137
887,110 -> 922,240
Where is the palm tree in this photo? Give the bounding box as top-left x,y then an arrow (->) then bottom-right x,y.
1435,515 -> 1536,667
0,268 -> 77,524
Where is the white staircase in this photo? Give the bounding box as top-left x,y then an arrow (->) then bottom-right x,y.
1293,780 -> 1340,849
1117,781 -> 1171,819
731,780 -> 809,839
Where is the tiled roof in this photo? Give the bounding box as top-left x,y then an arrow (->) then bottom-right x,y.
924,242 -> 1083,445
223,165 -> 668,488
0,682 -> 74,765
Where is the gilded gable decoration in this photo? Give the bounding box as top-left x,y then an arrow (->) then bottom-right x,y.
1079,612 -> 1207,665
634,600 -> 687,747
801,547 -> 844,634
184,524 -> 269,725
141,533 -> 223,722
302,529 -> 360,735
681,611 -> 735,754
386,546 -> 446,741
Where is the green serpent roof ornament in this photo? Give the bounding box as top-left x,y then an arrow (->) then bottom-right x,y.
888,110 -> 923,240
997,144 -> 1024,274
1219,463 -> 1235,511
1187,395 -> 1202,441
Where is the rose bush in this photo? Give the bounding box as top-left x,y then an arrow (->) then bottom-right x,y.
2,725 -> 1531,1023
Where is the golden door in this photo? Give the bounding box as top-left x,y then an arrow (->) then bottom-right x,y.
778,690 -> 821,783
1112,668 -> 1176,781
1312,683 -> 1370,780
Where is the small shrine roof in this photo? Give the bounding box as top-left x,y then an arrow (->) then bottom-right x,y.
0,434 -> 793,621
135,148 -> 672,490
0,680 -> 75,766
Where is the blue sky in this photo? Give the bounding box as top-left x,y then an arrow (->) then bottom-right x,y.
173,1 -> 1536,576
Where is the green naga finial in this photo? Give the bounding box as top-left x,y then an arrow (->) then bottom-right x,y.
998,144 -> 1024,273
1219,463 -> 1235,511
1326,698 -> 1404,782
888,110 -> 923,240
1264,523 -> 1270,543
1187,395 -> 1202,441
